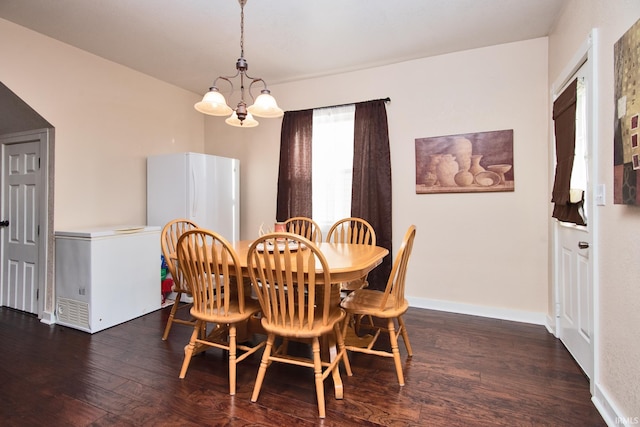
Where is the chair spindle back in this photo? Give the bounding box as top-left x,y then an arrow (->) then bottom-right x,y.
248,233 -> 332,332
326,217 -> 376,246
284,217 -> 323,244
379,225 -> 416,310
177,229 -> 246,317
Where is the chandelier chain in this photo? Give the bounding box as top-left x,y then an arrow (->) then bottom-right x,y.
240,1 -> 245,58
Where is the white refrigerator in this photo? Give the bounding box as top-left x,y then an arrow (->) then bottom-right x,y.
146,152 -> 240,241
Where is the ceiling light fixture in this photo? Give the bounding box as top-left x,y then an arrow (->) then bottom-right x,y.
194,0 -> 283,127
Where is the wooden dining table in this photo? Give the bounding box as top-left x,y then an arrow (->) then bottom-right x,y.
230,239 -> 388,300
173,238 -> 389,399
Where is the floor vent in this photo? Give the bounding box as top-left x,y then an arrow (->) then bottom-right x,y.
56,298 -> 90,329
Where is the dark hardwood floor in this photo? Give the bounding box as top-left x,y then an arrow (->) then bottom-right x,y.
0,305 -> 605,426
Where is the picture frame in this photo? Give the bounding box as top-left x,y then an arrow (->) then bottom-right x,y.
614,17 -> 640,204
415,129 -> 514,194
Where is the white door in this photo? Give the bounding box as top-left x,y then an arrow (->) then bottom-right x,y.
1,138 -> 41,314
558,222 -> 592,378
554,61 -> 594,379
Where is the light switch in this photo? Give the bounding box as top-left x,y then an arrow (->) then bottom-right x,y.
595,184 -> 605,206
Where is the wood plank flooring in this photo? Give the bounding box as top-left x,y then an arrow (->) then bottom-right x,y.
0,306 -> 605,426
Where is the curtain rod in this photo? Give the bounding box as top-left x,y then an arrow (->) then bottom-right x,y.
287,97 -> 391,113
316,97 -> 390,111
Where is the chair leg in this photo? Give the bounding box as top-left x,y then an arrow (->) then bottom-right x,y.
279,338 -> 290,356
312,337 -> 326,418
162,291 -> 182,340
179,320 -> 201,378
228,324 -> 237,396
354,313 -> 374,335
199,321 -> 207,340
387,318 -> 405,386
397,315 -> 413,356
251,334 -> 275,403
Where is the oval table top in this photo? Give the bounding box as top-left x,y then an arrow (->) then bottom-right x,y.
230,240 -> 389,283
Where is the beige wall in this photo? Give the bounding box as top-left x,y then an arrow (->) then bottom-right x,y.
0,18 -> 204,229
206,38 -> 551,323
549,0 -> 640,421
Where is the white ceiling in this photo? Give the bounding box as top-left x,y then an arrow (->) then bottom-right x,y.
0,0 -> 567,95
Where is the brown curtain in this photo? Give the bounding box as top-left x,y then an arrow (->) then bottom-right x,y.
352,99 -> 392,291
552,79 -> 585,225
276,109 -> 313,221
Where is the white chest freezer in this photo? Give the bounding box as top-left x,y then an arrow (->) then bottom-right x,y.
54,226 -> 161,333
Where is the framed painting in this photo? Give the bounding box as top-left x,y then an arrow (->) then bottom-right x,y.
415,129 -> 514,194
614,17 -> 640,205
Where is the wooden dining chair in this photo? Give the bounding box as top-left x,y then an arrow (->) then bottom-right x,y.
247,232 -> 349,418
283,216 -> 323,243
161,219 -> 199,340
177,229 -> 265,395
340,225 -> 416,386
326,217 -> 377,292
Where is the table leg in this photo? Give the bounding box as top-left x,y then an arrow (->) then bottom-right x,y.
324,283 -> 346,399
327,334 -> 344,399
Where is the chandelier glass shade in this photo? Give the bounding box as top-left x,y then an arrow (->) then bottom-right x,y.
194,88 -> 233,116
225,110 -> 259,128
194,0 -> 283,127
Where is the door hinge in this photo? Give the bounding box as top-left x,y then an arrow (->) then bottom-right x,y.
36,288 -> 39,301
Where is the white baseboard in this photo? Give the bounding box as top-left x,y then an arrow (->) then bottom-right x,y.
545,314 -> 557,336
39,310 -> 56,325
407,296 -> 547,325
592,383 -> 638,427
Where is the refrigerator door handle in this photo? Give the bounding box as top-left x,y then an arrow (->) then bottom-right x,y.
190,166 -> 198,217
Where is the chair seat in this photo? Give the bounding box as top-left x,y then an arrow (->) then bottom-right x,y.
173,284 -> 191,294
339,278 -> 367,291
261,308 -> 345,339
190,299 -> 261,324
340,288 -> 409,318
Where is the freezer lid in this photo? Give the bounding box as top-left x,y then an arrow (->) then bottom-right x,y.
54,225 -> 160,238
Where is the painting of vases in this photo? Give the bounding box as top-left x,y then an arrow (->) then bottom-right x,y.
415,129 -> 514,194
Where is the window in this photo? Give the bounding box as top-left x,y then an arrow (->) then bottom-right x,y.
570,77 -> 588,223
311,105 -> 355,235
276,99 -> 392,290
552,76 -> 586,226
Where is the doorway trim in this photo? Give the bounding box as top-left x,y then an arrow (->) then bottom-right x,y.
0,128 -> 54,323
549,29 -> 599,394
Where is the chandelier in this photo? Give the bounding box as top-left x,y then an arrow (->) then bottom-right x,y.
194,0 -> 283,127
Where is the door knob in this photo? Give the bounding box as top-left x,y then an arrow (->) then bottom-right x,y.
0,220 -> 9,227
578,241 -> 589,249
